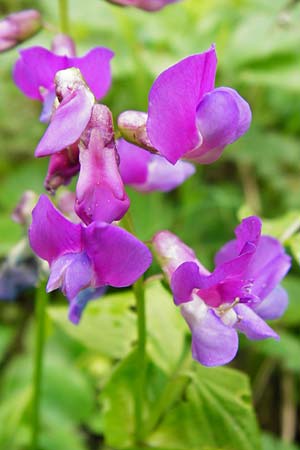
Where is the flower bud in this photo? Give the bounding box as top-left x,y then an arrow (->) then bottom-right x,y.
106,0 -> 178,12
0,9 -> 42,53
118,110 -> 157,154
51,33 -> 76,57
11,190 -> 38,226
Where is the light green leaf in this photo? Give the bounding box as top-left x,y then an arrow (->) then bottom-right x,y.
149,365 -> 261,450
146,281 -> 187,374
280,276 -> 300,326
48,290 -> 136,359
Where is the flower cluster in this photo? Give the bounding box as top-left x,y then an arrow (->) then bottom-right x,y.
153,217 -> 291,366
9,8 -> 291,366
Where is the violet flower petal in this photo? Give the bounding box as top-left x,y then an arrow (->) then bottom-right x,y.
35,87 -> 94,157
75,129 -> 130,224
13,47 -> 67,100
68,286 -> 107,325
189,309 -> 239,366
69,47 -> 114,100
29,195 -> 82,265
147,47 -> 217,164
47,252 -> 92,300
83,222 -> 152,287
184,87 -> 251,164
117,138 -> 195,192
39,89 -> 56,123
253,285 -> 288,320
234,303 -> 279,340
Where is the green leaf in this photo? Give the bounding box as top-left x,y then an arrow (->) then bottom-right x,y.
48,290 -> 137,359
149,365 -> 261,450
146,281 -> 187,374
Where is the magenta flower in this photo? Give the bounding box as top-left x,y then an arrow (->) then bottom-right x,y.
117,138 -> 195,192
13,34 -> 113,121
44,145 -> 80,193
153,217 -> 291,366
106,0 -> 179,11
29,195 -> 152,322
119,46 -> 251,165
0,9 -> 42,53
75,106 -> 130,225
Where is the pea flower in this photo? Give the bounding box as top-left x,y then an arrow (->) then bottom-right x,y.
119,46 -> 251,165
0,9 -> 42,53
13,33 -> 113,122
117,138 -> 195,192
35,68 -> 130,223
153,217 -> 291,366
106,0 -> 179,11
29,195 -> 152,322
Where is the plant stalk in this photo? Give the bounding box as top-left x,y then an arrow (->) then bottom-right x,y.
58,0 -> 70,34
31,286 -> 48,450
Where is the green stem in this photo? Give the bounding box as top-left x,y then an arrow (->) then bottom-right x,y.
58,0 -> 70,34
121,212 -> 147,444
31,286 -> 48,450
133,277 -> 147,444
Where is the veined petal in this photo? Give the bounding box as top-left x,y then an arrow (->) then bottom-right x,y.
13,47 -> 67,100
29,195 -> 82,264
83,222 -> 152,287
69,47 -> 114,100
75,129 -> 130,224
253,285 -> 288,320
35,87 -> 94,157
234,303 -> 279,340
147,47 -> 217,164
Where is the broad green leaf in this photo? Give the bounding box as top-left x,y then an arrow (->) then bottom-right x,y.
146,281 -> 187,374
100,351 -> 167,449
149,365 -> 261,450
48,290 -> 136,359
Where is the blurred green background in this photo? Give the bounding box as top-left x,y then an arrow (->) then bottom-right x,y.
0,0 -> 300,449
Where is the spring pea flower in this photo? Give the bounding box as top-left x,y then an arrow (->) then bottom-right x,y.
117,138 -> 195,192
0,9 -> 42,53
13,33 -> 113,122
29,195 -> 152,323
152,217 -> 291,366
106,0 -> 179,11
118,46 -> 251,165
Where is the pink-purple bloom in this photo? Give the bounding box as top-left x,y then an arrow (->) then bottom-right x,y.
29,195 -> 152,323
13,34 -> 113,122
117,138 -> 195,192
119,46 -> 251,165
153,217 -> 291,366
106,0 -> 179,11
0,9 -> 42,53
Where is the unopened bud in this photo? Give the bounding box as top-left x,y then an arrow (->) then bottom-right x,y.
44,145 -> 80,194
0,9 -> 42,53
51,33 -> 76,57
54,67 -> 94,103
118,110 -> 157,154
12,190 -> 38,226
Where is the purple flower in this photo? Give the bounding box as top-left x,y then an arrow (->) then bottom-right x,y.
29,195 -> 152,322
0,9 -> 42,53
152,217 -> 291,366
119,46 -> 251,165
44,144 -> 80,193
106,0 -> 179,11
13,34 -> 113,122
75,106 -> 130,224
117,138 -> 195,192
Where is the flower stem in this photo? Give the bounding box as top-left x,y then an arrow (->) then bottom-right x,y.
133,276 -> 147,444
122,212 -> 147,444
31,285 -> 48,450
58,0 -> 70,34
